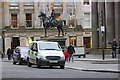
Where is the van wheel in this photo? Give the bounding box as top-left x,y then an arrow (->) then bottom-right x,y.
36,60 -> 41,68
13,58 -> 16,65
60,65 -> 65,69
27,58 -> 32,67
49,66 -> 52,68
78,56 -> 81,58
18,58 -> 22,65
83,55 -> 86,58
37,64 -> 41,68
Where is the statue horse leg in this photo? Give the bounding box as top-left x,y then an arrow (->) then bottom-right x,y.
57,27 -> 60,36
44,27 -> 47,37
60,27 -> 64,36
57,26 -> 64,37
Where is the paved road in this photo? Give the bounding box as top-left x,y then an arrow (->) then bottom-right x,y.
2,60 -> 118,78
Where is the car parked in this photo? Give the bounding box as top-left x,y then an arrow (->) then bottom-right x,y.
13,46 -> 29,65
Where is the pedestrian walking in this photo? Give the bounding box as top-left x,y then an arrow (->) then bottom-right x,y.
7,48 -> 12,60
108,39 -> 118,58
63,48 -> 69,62
67,43 -> 75,62
1,52 -> 4,60
11,47 -> 14,58
1,51 -> 4,60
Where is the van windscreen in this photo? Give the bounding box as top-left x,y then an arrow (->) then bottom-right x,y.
39,42 -> 61,51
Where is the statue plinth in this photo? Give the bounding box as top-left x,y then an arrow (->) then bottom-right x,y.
40,36 -> 67,46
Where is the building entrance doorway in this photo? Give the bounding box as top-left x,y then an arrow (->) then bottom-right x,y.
83,37 -> 91,48
11,37 -> 20,48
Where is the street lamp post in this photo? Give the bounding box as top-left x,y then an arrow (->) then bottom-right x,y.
100,10 -> 105,60
101,26 -> 105,60
72,0 -> 76,46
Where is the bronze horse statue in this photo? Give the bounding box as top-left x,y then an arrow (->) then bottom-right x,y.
38,12 -> 64,37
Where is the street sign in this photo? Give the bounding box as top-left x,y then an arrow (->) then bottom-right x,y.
101,26 -> 105,32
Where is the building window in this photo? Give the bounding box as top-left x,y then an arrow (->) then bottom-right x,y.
25,13 -> 32,28
84,13 -> 90,28
83,0 -> 89,5
69,36 -> 77,46
9,2 -> 19,9
24,2 -> 33,6
11,14 -> 18,29
9,1 -> 18,6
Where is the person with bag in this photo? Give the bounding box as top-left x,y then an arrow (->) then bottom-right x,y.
7,48 -> 12,60
108,39 -> 118,58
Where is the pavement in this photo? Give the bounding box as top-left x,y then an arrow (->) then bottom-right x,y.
1,54 -> 120,73
65,54 -> 120,73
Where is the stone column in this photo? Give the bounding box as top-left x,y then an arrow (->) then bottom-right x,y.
61,2 -> 69,25
4,2 -> 9,26
20,37 -> 26,46
19,2 -> 24,26
91,1 -> 99,48
5,37 -> 11,54
77,35 -> 83,46
34,2 -> 40,28
105,2 -> 115,43
76,2 -> 82,25
114,2 -> 119,42
66,34 -> 69,46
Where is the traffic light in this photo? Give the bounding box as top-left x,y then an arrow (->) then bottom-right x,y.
100,10 -> 103,26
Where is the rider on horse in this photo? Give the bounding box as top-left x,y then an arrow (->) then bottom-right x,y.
50,10 -> 55,22
38,9 -> 64,37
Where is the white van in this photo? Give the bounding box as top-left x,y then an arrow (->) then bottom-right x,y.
27,41 -> 65,69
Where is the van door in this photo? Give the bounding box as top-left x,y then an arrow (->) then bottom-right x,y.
32,43 -> 38,64
31,43 -> 38,64
29,43 -> 34,64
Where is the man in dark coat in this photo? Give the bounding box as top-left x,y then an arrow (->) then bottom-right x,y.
7,48 -> 12,60
108,39 -> 118,58
67,43 -> 75,62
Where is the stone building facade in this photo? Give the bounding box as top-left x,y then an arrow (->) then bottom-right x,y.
1,1 -> 92,54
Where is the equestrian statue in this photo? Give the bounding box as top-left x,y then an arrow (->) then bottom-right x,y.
38,10 -> 64,37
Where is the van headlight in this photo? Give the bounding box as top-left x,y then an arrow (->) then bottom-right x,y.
61,56 -> 65,60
